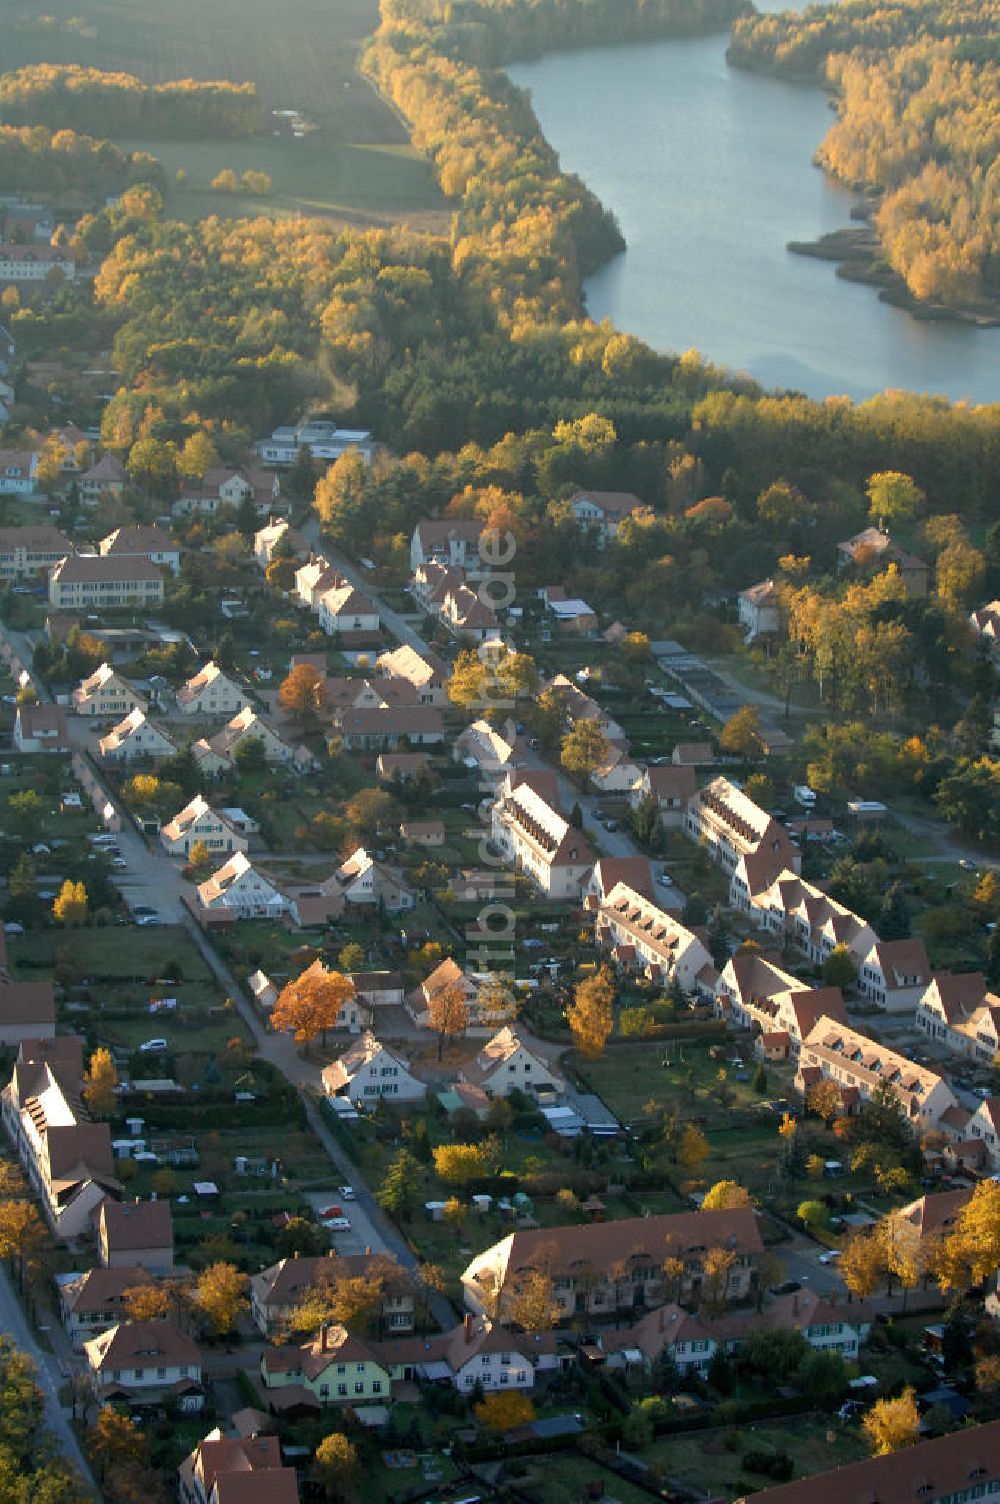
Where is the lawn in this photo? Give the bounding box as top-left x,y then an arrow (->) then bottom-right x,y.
5,0 -> 449,229
643,1417 -> 868,1497
575,1039 -> 792,1132
512,1452 -> 654,1504
120,135 -> 447,232
11,924 -> 214,982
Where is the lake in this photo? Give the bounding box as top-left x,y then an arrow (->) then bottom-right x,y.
509,29 -> 999,404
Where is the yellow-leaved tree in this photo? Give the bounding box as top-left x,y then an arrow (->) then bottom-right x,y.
863,1387 -> 920,1455
701,1180 -> 751,1211
82,1047 -> 118,1118
567,965 -> 614,1058
271,963 -> 354,1047
53,879 -> 88,925
193,1261 -> 247,1336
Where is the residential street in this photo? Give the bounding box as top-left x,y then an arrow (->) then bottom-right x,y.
0,1262 -> 96,1493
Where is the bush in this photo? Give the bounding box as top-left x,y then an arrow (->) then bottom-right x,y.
742,1450 -> 794,1481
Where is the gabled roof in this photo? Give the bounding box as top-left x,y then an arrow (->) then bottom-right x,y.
99,1197 -> 173,1252
161,795 -> 243,844
100,525 -> 179,555
321,1031 -> 408,1093
569,489 -> 642,519
85,1318 -> 198,1372
61,1264 -> 155,1313
868,937 -> 931,987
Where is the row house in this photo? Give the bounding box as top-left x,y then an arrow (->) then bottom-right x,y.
317,582 -> 380,637
13,703 -> 69,753
738,578 -> 780,642
176,661 -> 251,718
376,644 -> 448,705
0,449 -> 38,494
335,705 -> 444,750
84,1319 -> 203,1413
174,465 -> 280,519
628,764 -> 697,828
600,1287 -> 871,1378
78,453 -> 127,505
0,243 -> 75,281
179,1428 -> 298,1504
490,772 -> 594,900
965,1098 -> 1000,1175
0,524 -> 72,580
1,1037 -> 120,1239
743,867 -> 875,970
98,708 -> 177,764
714,951 -> 847,1057
586,856 -> 656,906
251,1251 -> 417,1340
71,662 -> 146,719
567,489 -> 643,545
321,1033 -> 427,1106
48,554 -> 165,610
733,1418 -> 1000,1504
97,525 -> 181,576
253,517 -> 309,571
410,518 -> 487,575
462,1209 -> 763,1323
319,674 -> 414,713
795,1016 -> 957,1132
160,796 -> 250,858
597,882 -> 715,996
856,936 -> 932,1012
916,971 -> 1000,1062
686,777 -> 800,889
197,852 -> 289,920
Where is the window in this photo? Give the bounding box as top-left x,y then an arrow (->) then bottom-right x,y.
372,1381 -> 382,1394
320,1384 -> 329,1398
337,1383 -> 347,1397
355,1382 -> 365,1394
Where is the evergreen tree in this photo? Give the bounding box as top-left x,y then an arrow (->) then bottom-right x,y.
877,881 -> 911,940
683,890 -> 707,927
707,904 -> 732,967
377,1149 -> 421,1220
753,1063 -> 768,1095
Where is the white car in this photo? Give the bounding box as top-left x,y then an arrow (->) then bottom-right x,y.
658,872 -> 674,887
818,1249 -> 842,1264
139,1038 -> 168,1053
338,1185 -> 355,1200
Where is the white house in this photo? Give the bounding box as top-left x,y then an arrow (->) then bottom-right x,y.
596,882 -> 715,996
965,1098 -> 1000,1174
567,489 -> 643,544
715,952 -> 847,1057
294,556 -> 344,610
0,449 -> 38,494
58,1266 -> 156,1350
253,517 -> 309,571
744,867 -> 877,970
321,848 -> 415,912
13,703 -> 70,753
317,583 -> 380,637
686,777 -> 800,890
915,972 -> 1000,1062
1,1038 -> 119,1240
738,579 -> 780,642
410,519 -> 486,575
629,764 -> 697,827
48,554 -> 165,610
98,708 -> 177,764
321,1033 -> 427,1106
160,796 -> 250,859
856,937 -> 932,1013
84,1321 -> 203,1412
97,525 -> 181,576
490,772 -> 594,900
197,852 -> 289,919
203,707 -> 295,765
71,663 -> 147,720
0,244 -> 75,282
381,1316 -> 557,1394
79,453 -> 127,505
376,644 -> 448,705
458,1024 -> 562,1099
0,524 -> 72,581
453,719 -> 525,783
176,662 -> 252,718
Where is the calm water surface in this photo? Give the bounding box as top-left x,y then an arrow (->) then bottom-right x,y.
509,28 -> 999,403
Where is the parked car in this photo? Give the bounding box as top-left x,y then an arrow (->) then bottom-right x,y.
959,857 -> 978,872
110,857 -> 128,870
132,904 -> 157,916
139,1038 -> 168,1053
658,872 -> 674,887
818,1249 -> 842,1264
338,1185 -> 355,1200
136,915 -> 161,927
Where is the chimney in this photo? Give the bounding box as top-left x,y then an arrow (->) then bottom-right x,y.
320,1322 -> 329,1352
365,1246 -> 371,1256
464,1313 -> 474,1344
293,1251 -> 299,1260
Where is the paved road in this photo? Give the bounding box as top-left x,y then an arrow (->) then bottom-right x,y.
0,1263 -> 96,1494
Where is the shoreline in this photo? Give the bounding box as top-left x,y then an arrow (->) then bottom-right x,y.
786,223 -> 1000,329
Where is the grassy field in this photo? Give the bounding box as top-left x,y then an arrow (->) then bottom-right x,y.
5,0 -> 449,229
123,134 -> 448,232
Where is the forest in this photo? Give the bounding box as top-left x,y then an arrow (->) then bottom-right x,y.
0,65 -> 262,138
0,125 -> 164,198
727,0 -> 999,309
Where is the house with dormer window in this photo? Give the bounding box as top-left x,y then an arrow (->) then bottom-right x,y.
197,853 -> 289,920
321,1033 -> 426,1106
490,771 -> 594,900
